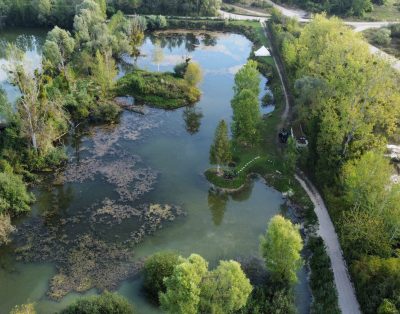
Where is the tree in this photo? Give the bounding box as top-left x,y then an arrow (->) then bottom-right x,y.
199,0 -> 222,16
352,256 -> 400,314
73,0 -> 109,54
36,0 -> 51,25
341,151 -> 400,240
260,215 -> 303,284
378,299 -> 398,314
128,15 -> 147,56
231,89 -> 260,145
234,60 -> 260,96
60,292 -> 134,314
6,44 -> 68,154
0,171 -> 34,214
289,15 -> 400,185
160,254 -> 208,314
184,62 -> 203,86
108,11 -> 134,56
147,15 -> 168,30
199,260 -> 253,313
339,209 -> 392,260
143,251 -> 180,299
92,50 -> 118,97
160,254 -> 252,314
43,26 -> 75,73
209,120 -> 231,174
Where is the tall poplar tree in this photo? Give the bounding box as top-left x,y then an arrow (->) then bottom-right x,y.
210,120 -> 231,174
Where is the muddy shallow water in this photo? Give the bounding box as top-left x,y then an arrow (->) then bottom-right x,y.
0,29 -> 311,314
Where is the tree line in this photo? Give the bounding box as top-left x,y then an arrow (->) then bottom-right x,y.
209,60 -> 262,174
0,0 -> 221,28
273,0 -> 387,16
270,10 -> 400,313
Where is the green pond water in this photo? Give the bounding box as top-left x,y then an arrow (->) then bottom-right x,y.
0,29 -> 310,314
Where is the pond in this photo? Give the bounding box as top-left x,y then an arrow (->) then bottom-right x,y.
0,29 -> 310,313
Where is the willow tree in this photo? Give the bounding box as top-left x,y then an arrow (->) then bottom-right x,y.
160,254 -> 208,314
43,26 -> 75,73
199,260 -> 252,313
160,254 -> 252,314
5,44 -> 68,154
210,120 -> 231,174
184,62 -> 203,86
73,0 -> 109,53
260,215 -> 303,284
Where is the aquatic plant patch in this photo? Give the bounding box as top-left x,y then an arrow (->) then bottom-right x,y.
12,110 -> 185,300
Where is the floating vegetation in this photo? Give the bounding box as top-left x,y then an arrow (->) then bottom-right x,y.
15,199 -> 184,300
47,234 -> 142,300
13,111 -> 185,300
60,154 -> 157,201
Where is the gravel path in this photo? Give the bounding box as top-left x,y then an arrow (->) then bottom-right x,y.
295,174 -> 361,314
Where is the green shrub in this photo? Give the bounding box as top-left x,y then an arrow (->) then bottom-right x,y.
143,251 -> 180,300
352,256 -> 400,314
0,171 -> 34,214
146,15 -> 168,30
90,102 -> 121,123
378,299 -> 399,314
307,236 -> 340,314
371,28 -> 392,46
60,292 -> 134,314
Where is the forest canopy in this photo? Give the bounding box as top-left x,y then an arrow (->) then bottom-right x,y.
0,0 -> 221,28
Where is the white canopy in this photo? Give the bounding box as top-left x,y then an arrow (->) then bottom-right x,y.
254,46 -> 271,57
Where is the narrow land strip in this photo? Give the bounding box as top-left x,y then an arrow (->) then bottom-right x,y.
259,20 -> 362,314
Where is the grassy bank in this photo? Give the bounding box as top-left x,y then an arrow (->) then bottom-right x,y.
116,70 -> 201,109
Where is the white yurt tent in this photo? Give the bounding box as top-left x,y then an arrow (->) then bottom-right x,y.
254,46 -> 271,57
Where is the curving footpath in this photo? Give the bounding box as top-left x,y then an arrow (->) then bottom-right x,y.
259,17 -> 362,314
219,4 -> 400,71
